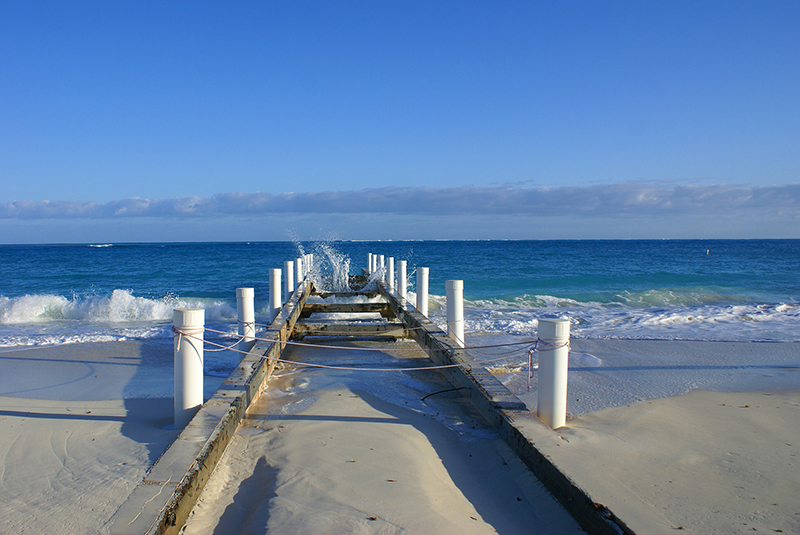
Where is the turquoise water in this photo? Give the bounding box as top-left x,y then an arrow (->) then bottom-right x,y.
0,240 -> 798,347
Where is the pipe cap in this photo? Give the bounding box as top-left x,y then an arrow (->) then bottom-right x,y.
538,318 -> 570,339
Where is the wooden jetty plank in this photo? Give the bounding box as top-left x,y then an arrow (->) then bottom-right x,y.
299,302 -> 395,319
293,321 -> 407,337
312,291 -> 380,298
379,282 -> 633,535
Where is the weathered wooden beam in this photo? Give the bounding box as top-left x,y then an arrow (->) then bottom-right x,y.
293,322 -> 407,338
312,291 -> 380,299
299,302 -> 395,319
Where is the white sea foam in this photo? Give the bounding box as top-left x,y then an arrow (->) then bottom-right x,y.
0,333 -> 124,348
422,294 -> 800,342
0,290 -> 238,352
0,290 -> 236,325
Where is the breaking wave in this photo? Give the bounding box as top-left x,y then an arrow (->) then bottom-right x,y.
0,289 -> 235,325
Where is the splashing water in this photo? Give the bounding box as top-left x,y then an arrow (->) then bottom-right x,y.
310,242 -> 352,292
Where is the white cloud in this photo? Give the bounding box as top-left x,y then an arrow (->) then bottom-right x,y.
2,183 -> 799,220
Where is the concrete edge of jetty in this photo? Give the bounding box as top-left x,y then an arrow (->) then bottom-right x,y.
106,281 -> 313,535
108,277 -> 635,535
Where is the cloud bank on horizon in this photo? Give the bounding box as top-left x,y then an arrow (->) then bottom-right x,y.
4,183 -> 799,221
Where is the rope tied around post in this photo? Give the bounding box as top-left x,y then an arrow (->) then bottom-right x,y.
527,337 -> 571,391
171,325 -> 205,360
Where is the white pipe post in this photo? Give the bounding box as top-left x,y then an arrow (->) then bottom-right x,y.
284,260 -> 295,302
367,253 -> 373,274
269,268 -> 282,323
398,260 -> 407,300
416,267 -> 429,317
537,319 -> 571,429
236,288 -> 255,352
371,253 -> 377,274
379,255 -> 385,282
173,308 -> 204,429
446,280 -> 465,348
295,257 -> 304,285
388,257 -> 395,289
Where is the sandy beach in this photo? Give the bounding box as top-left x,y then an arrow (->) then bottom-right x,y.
560,389 -> 800,534
0,340 -> 224,534
512,339 -> 800,534
1,337 -> 798,533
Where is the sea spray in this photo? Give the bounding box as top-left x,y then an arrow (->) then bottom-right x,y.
311,242 -> 352,292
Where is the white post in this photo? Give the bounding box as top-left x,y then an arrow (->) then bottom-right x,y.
306,253 -> 313,275
269,268 -> 282,323
379,255 -> 385,282
371,253 -> 378,274
295,257 -> 304,285
284,260 -> 295,302
446,280 -> 465,348
367,253 -> 373,274
537,319 -> 571,429
398,260 -> 407,300
173,308 -> 204,429
236,288 -> 255,351
388,257 -> 395,289
416,267 -> 429,317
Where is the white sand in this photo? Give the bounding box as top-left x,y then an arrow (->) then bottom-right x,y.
554,389 -> 800,534
182,341 -> 582,534
506,339 -> 800,534
0,340 -> 225,534
2,337 -> 799,533
0,396 -> 175,533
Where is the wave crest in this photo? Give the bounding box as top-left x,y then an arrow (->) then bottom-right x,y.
0,290 -> 235,325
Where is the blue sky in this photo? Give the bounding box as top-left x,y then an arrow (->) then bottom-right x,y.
1,1 -> 799,242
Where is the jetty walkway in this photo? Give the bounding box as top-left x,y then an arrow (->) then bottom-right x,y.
108,270 -> 631,534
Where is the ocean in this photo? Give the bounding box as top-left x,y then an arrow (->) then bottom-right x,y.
1,240 -> 798,356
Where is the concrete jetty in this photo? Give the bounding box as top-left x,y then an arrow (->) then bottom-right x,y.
108,276 -> 631,534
